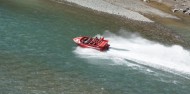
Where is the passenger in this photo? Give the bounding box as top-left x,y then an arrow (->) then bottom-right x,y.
83,40 -> 88,44
83,38 -> 91,44
90,38 -> 94,44
94,37 -> 99,45
94,37 -> 98,41
83,38 -> 88,44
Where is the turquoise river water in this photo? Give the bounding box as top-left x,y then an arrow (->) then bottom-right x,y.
1,0 -> 190,94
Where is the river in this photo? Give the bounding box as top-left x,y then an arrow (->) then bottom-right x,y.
0,0 -> 190,94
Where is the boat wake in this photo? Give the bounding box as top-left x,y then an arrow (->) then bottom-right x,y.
73,30 -> 190,77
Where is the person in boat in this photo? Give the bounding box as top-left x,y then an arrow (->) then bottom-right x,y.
92,37 -> 100,44
83,37 -> 91,44
83,37 -> 103,45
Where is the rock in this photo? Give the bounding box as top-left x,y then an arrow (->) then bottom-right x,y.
172,8 -> 179,12
153,0 -> 190,15
183,7 -> 190,12
143,0 -> 150,3
184,9 -> 190,15
172,4 -> 181,12
172,4 -> 190,15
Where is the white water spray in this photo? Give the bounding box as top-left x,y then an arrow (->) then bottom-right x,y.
73,30 -> 190,76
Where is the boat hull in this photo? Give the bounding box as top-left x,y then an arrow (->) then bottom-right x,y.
73,36 -> 110,51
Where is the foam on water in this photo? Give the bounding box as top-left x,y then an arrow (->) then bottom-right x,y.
73,30 -> 190,76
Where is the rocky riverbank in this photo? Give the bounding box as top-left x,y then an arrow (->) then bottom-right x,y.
50,0 -> 190,48
51,0 -> 181,22
150,0 -> 190,15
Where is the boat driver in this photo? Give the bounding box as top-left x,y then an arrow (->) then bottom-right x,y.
83,37 -> 90,44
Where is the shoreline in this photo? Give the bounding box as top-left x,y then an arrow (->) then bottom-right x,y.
152,0 -> 190,13
50,0 -> 190,48
51,0 -> 182,22
51,0 -> 154,22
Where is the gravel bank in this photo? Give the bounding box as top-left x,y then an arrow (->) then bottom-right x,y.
51,0 -> 181,22
104,0 -> 178,18
54,0 -> 155,22
50,0 -> 189,47
152,0 -> 190,7
151,0 -> 190,14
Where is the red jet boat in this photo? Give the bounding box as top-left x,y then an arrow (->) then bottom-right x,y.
73,36 -> 110,51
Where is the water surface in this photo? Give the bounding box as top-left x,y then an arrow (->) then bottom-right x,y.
0,0 -> 190,94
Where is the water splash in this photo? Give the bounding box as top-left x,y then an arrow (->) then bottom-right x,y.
73,30 -> 190,76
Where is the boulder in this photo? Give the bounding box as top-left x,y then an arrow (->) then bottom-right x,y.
184,9 -> 190,15
143,0 -> 150,3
